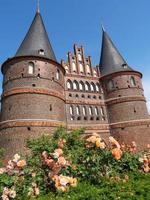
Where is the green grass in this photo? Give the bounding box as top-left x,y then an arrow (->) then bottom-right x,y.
34,172 -> 150,200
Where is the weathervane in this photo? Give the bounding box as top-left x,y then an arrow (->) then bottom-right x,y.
101,22 -> 106,32
37,0 -> 40,13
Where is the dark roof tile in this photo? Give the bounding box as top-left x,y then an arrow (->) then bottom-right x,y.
99,29 -> 133,76
15,11 -> 56,61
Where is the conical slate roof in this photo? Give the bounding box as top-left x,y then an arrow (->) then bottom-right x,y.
99,29 -> 133,76
15,11 -> 57,61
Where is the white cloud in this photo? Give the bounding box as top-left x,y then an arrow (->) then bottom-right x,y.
142,79 -> 150,114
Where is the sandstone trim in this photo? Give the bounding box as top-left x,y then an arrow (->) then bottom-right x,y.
2,88 -> 65,101
110,119 -> 150,128
106,95 -> 146,105
0,119 -> 66,130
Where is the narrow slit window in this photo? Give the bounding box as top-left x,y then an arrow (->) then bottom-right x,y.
76,106 -> 80,115
130,76 -> 136,87
28,62 -> 34,74
56,69 -> 60,80
95,107 -> 99,116
70,106 -> 74,115
89,107 -> 93,115
82,106 -> 86,116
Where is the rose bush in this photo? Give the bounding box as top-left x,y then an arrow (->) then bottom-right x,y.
0,127 -> 149,199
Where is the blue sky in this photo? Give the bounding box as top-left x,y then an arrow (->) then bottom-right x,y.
0,0 -> 150,110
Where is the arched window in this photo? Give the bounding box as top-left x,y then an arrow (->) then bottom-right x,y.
100,107 -> 104,116
78,53 -> 82,61
90,82 -> 95,92
79,81 -> 85,91
67,80 -> 72,90
86,65 -> 91,74
76,106 -> 80,115
130,76 -> 136,87
72,62 -> 77,72
73,81 -> 79,90
82,106 -> 86,116
70,106 -> 74,115
95,84 -> 100,92
28,62 -> 34,74
56,69 -> 60,80
89,107 -> 93,115
79,63 -> 84,73
85,82 -> 90,92
95,107 -> 99,116
107,80 -> 115,91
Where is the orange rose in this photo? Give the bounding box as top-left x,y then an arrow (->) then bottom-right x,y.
42,151 -> 48,160
52,164 -> 61,174
69,178 -> 77,187
58,139 -> 66,149
57,186 -> 67,192
52,175 -> 61,188
45,159 -> 55,168
17,160 -> 27,168
95,139 -> 106,149
58,156 -> 67,166
52,149 -> 63,158
111,148 -> 122,160
143,164 -> 150,173
86,136 -> 97,144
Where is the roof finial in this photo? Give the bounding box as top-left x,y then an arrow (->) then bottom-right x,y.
37,0 -> 40,13
101,21 -> 106,32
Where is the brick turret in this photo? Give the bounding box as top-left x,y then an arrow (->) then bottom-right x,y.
99,29 -> 150,148
0,10 -> 66,158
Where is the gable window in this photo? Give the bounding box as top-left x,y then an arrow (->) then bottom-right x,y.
72,62 -> 77,73
90,83 -> 95,92
86,65 -> 91,74
67,80 -> 72,90
85,82 -> 90,92
28,62 -> 34,74
73,81 -> 79,90
38,49 -> 45,55
122,63 -> 128,69
78,53 -> 82,61
96,84 -> 100,92
79,63 -> 84,73
79,81 -> 85,91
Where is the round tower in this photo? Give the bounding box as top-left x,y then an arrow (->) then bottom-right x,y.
0,10 -> 66,157
99,29 -> 150,149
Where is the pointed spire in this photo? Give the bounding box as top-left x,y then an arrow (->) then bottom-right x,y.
15,11 -> 57,61
99,29 -> 133,76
